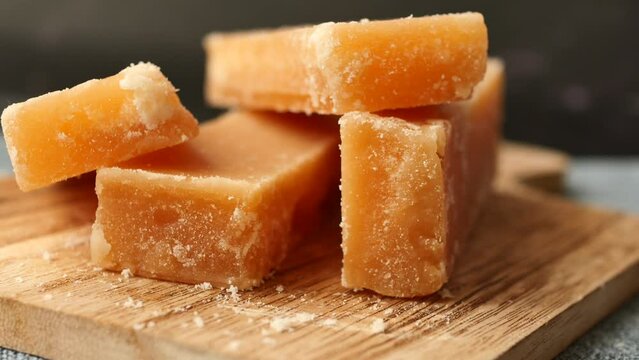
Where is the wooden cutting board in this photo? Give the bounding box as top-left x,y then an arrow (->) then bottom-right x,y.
1,143 -> 638,360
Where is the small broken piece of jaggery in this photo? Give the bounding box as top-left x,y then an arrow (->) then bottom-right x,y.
204,13 -> 488,114
91,111 -> 339,289
0,62 -> 198,191
340,59 -> 504,297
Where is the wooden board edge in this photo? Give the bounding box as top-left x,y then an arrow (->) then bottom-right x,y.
498,141 -> 569,194
498,258 -> 639,360
0,297 -> 230,360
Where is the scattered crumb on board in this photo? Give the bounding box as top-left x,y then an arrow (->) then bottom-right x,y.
120,268 -> 133,279
371,318 -> 385,334
320,318 -> 338,327
225,285 -> 241,301
194,312 -> 205,328
195,282 -> 213,290
42,251 -> 53,262
269,312 -> 316,333
226,340 -> 241,351
122,296 -> 143,309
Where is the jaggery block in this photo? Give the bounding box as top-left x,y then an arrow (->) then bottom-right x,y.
204,13 -> 488,114
0,62 -> 198,191
340,59 -> 504,297
91,111 -> 339,289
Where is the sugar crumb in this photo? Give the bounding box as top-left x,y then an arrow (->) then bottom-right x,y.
320,318 -> 338,327
132,322 -> 145,331
122,296 -> 143,309
119,62 -> 175,130
125,131 -> 142,139
57,132 -> 69,142
275,284 -> 284,293
226,340 -> 241,351
371,318 -> 385,334
383,308 -> 394,316
120,268 -> 134,279
42,251 -> 53,262
231,208 -> 244,222
195,282 -> 213,290
226,285 -> 241,302
269,312 -> 316,333
172,243 -> 196,267
193,314 -> 205,328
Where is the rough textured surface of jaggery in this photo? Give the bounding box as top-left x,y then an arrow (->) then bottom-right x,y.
91,111 -> 339,289
205,13 -> 488,114
0,62 -> 198,191
340,59 -> 504,297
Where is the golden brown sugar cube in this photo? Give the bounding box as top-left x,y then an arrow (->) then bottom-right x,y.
91,111 -> 339,289
0,62 -> 199,191
340,59 -> 504,297
204,13 -> 488,114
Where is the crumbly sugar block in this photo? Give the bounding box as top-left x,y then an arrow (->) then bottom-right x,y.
340,59 -> 504,297
204,13 -> 488,114
0,62 -> 199,191
91,111 -> 339,289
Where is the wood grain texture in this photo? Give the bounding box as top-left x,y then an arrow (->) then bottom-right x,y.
0,143 -> 638,360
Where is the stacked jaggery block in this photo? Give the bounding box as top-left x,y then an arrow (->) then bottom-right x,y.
1,62 -> 199,191
205,13 -> 487,114
2,12 -> 502,297
91,111 -> 339,288
340,60 -> 504,297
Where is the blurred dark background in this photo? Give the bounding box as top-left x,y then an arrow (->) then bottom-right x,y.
1,0 -> 637,155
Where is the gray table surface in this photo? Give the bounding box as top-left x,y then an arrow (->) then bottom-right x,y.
0,137 -> 637,360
